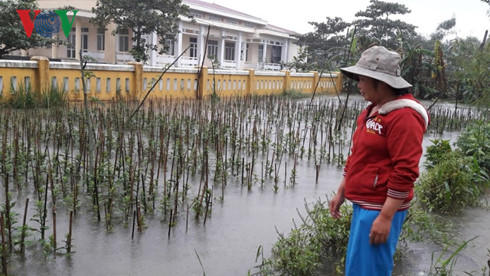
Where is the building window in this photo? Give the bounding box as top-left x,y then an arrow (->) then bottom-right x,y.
67,28 -> 76,58
190,12 -> 202,18
182,28 -> 199,35
106,78 -> 111,92
240,42 -> 245,61
81,27 -> 89,52
51,77 -> 57,89
246,43 -> 249,62
207,40 -> 218,59
116,78 -> 121,93
258,44 -> 264,63
75,77 -> 80,92
10,76 -> 17,92
86,78 -> 91,92
225,42 -> 235,61
164,35 -> 175,55
63,77 -> 69,92
189,37 -> 197,58
271,46 -> 282,63
97,28 -> 105,51
119,29 -> 129,52
96,77 -> 101,92
24,76 -> 30,90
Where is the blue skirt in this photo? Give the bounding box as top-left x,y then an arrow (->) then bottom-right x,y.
345,204 -> 407,276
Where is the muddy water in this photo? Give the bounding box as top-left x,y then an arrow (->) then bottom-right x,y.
395,192 -> 490,275
6,97 -> 490,276
9,161 -> 344,275
11,133 -> 488,276
395,130 -> 490,275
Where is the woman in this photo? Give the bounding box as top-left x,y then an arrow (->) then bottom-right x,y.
329,46 -> 429,275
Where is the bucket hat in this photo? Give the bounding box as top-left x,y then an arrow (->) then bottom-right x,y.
340,46 -> 412,89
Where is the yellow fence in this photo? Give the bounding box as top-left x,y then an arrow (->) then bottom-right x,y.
0,56 -> 342,102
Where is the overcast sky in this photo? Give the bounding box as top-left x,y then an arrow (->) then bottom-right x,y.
212,0 -> 489,39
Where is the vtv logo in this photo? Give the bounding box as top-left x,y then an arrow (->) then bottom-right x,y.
16,10 -> 79,38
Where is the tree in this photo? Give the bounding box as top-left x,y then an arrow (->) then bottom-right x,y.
289,17 -> 350,71
398,38 -> 435,99
446,37 -> 490,106
430,18 -> 456,42
0,0 -> 48,58
353,0 -> 417,50
482,0 -> 490,19
92,0 -> 190,63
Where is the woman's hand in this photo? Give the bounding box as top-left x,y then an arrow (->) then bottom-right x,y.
369,214 -> 392,245
329,193 -> 345,219
369,197 -> 405,244
329,177 -> 346,219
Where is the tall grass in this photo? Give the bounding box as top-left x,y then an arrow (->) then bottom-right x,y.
4,85 -> 67,108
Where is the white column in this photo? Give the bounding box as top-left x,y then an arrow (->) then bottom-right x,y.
220,30 -> 226,63
176,22 -> 183,67
51,43 -> 58,59
176,31 -> 183,55
150,31 -> 157,66
104,23 -> 116,63
198,25 -> 205,66
75,20 -> 81,60
177,22 -> 183,55
282,39 -> 289,63
262,41 -> 268,63
236,32 -> 242,69
115,33 -> 119,63
51,34 -> 58,59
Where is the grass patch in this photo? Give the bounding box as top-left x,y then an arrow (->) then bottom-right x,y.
279,89 -> 309,99
251,198 -> 351,276
4,85 -> 67,108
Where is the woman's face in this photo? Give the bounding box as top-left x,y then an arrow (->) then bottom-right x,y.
357,75 -> 378,103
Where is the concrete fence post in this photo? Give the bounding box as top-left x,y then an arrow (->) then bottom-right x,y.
336,72 -> 343,93
284,70 -> 291,91
30,56 -> 50,93
247,69 -> 255,95
311,71 -> 319,93
128,62 -> 143,99
198,66 -> 208,99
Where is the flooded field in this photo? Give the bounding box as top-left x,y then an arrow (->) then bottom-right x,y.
0,94 -> 488,275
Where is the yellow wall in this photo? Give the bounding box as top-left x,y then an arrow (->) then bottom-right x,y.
0,57 -> 341,102
0,61 -> 38,95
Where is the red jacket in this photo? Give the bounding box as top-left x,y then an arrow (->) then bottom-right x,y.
344,94 -> 429,210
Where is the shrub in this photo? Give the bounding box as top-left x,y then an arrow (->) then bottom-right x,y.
415,151 -> 486,213
424,139 -> 452,169
280,89 -> 308,99
255,199 -> 351,276
39,87 -> 67,108
7,84 -> 36,108
456,120 -> 490,174
6,86 -> 67,109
